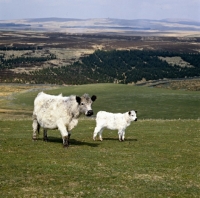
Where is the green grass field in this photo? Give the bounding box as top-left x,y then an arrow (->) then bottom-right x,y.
0,83 -> 200,197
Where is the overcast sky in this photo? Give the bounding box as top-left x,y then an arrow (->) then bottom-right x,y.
0,0 -> 199,21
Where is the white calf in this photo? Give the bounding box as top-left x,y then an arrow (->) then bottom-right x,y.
93,110 -> 137,141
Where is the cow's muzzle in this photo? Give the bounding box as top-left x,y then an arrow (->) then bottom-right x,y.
86,110 -> 93,116
135,118 -> 137,121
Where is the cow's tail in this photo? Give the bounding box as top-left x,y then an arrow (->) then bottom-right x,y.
32,114 -> 40,135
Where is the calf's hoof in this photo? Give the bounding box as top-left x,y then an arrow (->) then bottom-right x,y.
119,137 -> 124,142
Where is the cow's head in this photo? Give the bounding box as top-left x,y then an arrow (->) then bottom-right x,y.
128,110 -> 137,121
76,94 -> 97,116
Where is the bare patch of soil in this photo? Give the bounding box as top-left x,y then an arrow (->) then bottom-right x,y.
158,56 -> 194,68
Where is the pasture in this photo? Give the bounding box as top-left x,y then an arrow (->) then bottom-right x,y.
0,83 -> 200,197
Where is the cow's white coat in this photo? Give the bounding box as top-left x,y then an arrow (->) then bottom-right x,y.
32,92 -> 96,146
93,110 -> 137,141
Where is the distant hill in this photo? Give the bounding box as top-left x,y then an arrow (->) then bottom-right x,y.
1,50 -> 200,85
0,18 -> 200,33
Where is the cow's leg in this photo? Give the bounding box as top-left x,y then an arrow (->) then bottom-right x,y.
57,120 -> 69,147
68,132 -> 71,145
43,129 -> 48,142
32,119 -> 39,140
66,119 -> 78,145
68,119 -> 78,131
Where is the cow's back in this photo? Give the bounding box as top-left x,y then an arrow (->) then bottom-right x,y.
33,92 -> 73,129
34,92 -> 64,113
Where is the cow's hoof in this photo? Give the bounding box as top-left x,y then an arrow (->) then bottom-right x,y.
43,138 -> 48,142
32,137 -> 37,141
63,136 -> 69,148
63,143 -> 69,148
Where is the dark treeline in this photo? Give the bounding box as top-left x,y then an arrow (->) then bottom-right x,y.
0,50 -> 200,84
0,54 -> 56,69
0,46 -> 43,51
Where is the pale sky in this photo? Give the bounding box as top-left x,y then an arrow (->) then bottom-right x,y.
0,0 -> 199,21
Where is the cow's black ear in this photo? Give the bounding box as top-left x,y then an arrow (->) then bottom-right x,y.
135,111 -> 137,113
76,96 -> 81,105
91,95 -> 97,102
129,111 -> 131,115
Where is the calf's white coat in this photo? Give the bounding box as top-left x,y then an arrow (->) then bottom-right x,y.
93,110 -> 137,141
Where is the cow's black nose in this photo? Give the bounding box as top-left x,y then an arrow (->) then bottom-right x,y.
135,118 -> 137,121
86,110 -> 93,116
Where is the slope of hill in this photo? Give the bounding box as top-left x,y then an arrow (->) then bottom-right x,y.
1,50 -> 200,85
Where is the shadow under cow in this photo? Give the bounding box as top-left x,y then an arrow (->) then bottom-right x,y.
41,136 -> 100,147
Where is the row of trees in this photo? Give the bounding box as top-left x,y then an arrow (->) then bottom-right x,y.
0,46 -> 43,51
0,50 -> 200,84
0,54 -> 56,69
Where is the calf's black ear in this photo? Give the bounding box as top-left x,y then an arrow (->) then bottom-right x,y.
135,110 -> 137,113
91,95 -> 97,102
76,96 -> 81,105
129,111 -> 131,115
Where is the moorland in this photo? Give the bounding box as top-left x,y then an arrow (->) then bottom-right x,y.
0,83 -> 200,197
0,17 -> 200,197
0,30 -> 200,85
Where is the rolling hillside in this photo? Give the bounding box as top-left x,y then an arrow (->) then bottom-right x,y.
1,50 -> 200,85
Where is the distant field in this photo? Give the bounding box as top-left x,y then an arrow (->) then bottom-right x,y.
0,83 -> 200,119
0,83 -> 200,197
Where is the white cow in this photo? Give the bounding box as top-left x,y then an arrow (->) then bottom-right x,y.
93,110 -> 137,141
32,92 -> 96,147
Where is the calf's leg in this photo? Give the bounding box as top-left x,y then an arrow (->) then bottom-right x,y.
121,130 -> 125,141
99,129 -> 104,141
118,130 -> 124,141
93,126 -> 104,141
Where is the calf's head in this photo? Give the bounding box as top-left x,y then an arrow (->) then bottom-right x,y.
128,110 -> 137,121
76,94 -> 97,116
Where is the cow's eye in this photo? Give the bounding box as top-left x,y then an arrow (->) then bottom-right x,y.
81,103 -> 84,105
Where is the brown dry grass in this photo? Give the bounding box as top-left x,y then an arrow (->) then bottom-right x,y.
0,84 -> 59,120
0,85 -> 37,96
154,79 -> 200,91
158,56 -> 193,68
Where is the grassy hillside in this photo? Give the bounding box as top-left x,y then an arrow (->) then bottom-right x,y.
0,84 -> 200,197
1,83 -> 199,120
0,119 -> 200,197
